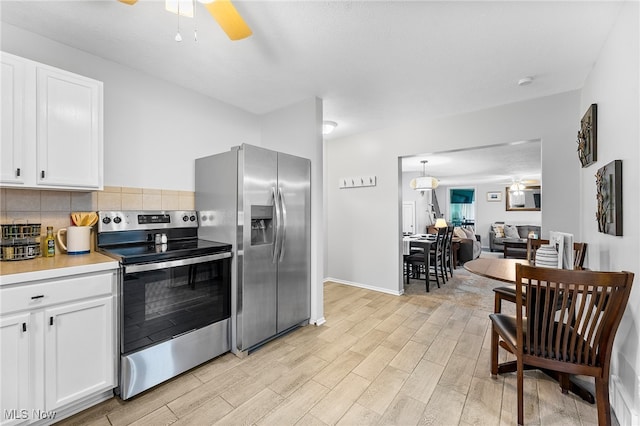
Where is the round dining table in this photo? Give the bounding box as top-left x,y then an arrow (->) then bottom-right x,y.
463,257 -> 529,283
463,256 -> 596,404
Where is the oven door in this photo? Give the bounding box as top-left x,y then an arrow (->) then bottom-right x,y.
121,252 -> 231,355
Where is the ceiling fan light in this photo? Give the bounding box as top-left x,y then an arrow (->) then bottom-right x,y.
322,120 -> 338,135
166,0 -> 194,18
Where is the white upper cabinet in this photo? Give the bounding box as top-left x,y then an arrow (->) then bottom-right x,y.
0,54 -> 26,185
0,52 -> 103,190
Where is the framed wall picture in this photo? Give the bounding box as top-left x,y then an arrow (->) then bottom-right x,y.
595,160 -> 622,236
577,104 -> 597,167
486,191 -> 502,202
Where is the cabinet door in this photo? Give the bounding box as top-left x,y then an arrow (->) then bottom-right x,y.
0,313 -> 31,426
44,296 -> 114,410
0,53 -> 26,185
36,66 -> 102,189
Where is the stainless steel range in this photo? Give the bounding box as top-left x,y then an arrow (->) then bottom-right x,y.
97,210 -> 232,400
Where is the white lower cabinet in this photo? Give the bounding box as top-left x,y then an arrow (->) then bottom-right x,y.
0,270 -> 117,425
0,313 -> 31,426
44,296 -> 114,411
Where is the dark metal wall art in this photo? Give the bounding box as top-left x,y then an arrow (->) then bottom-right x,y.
595,160 -> 622,236
577,104 -> 597,167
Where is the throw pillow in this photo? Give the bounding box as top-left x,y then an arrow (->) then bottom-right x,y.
453,227 -> 467,239
492,223 -> 504,238
504,224 -> 520,239
462,228 -> 476,240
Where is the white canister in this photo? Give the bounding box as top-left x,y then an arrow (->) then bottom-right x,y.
535,244 -> 558,268
57,226 -> 92,255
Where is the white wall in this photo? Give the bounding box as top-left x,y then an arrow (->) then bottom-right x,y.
326,91 -> 580,295
578,2 -> 639,422
1,23 -> 260,191
260,98 -> 325,324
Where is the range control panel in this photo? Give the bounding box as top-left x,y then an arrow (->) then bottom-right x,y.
98,210 -> 198,232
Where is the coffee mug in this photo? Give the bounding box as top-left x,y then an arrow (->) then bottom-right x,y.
57,226 -> 91,255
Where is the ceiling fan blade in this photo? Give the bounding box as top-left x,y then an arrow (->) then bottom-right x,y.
118,0 -> 138,5
202,0 -> 252,41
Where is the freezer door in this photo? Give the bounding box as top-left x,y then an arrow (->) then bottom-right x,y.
276,152 -> 311,332
238,145 -> 278,350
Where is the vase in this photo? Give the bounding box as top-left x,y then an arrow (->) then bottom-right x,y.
535,244 -> 558,268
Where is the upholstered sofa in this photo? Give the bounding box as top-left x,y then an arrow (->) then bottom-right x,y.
453,227 -> 481,264
489,222 -> 541,252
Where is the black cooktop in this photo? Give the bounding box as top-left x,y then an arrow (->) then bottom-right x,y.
99,239 -> 231,265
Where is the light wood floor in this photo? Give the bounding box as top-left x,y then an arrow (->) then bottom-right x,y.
58,275 -> 605,426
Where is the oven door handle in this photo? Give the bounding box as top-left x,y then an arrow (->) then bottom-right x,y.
124,252 -> 232,274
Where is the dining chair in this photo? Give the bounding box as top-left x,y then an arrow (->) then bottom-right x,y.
493,240 -> 588,313
405,227 -> 446,292
489,264 -> 634,426
442,225 -> 455,279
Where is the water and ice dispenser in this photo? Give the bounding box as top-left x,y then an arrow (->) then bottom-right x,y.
250,205 -> 273,245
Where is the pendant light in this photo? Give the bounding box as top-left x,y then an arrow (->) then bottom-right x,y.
410,160 -> 439,191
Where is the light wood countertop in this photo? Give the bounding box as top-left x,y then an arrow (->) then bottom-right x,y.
0,252 -> 119,286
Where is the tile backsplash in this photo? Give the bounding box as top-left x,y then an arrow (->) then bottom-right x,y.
0,186 -> 195,236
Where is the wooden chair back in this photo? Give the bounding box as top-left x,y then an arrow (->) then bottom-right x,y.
527,238 -> 588,269
431,226 -> 447,255
513,264 -> 634,425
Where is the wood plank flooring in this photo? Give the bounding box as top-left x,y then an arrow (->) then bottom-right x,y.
57,274 -> 606,426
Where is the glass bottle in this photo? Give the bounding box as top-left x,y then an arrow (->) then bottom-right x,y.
44,226 -> 55,257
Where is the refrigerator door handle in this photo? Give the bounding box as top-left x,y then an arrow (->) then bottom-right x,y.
272,186 -> 281,263
278,187 -> 287,262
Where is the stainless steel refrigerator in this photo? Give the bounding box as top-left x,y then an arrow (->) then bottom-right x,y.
195,144 -> 311,354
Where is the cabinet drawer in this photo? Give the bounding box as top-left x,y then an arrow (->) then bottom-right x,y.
0,272 -> 114,315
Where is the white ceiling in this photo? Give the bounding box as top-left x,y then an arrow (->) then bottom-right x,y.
0,0 -> 621,183
0,1 -> 624,142
401,139 -> 542,187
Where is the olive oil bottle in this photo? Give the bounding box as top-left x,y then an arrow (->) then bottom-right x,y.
44,226 -> 55,257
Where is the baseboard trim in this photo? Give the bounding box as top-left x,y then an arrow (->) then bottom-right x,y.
611,375 -> 638,426
324,277 -> 403,296
313,317 -> 326,326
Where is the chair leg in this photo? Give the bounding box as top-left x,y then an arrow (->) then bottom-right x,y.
517,357 -> 524,426
494,292 -> 502,313
424,265 -> 430,293
490,324 -> 499,377
595,377 -> 612,426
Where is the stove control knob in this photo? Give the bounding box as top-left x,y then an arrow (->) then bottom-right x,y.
113,216 -> 122,224
102,217 -> 111,224
190,215 -> 196,222
182,215 -> 189,222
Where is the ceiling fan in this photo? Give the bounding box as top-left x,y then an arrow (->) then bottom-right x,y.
118,0 -> 252,41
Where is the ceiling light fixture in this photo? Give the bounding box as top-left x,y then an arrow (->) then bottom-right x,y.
322,121 -> 338,135
518,76 -> 534,86
410,160 -> 439,191
510,180 -> 525,195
